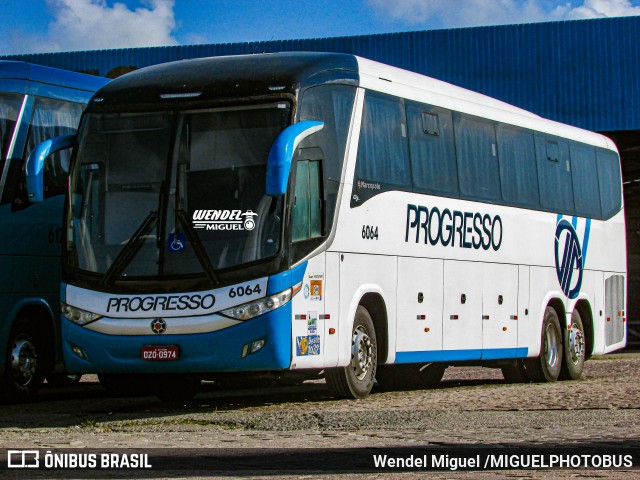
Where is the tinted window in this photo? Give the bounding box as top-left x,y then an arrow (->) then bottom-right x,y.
570,143 -> 601,218
496,124 -> 539,207
300,84 -> 356,228
353,91 -> 410,204
597,149 -> 623,219
454,113 -> 501,200
292,158 -> 323,243
27,98 -> 84,199
0,93 -> 24,165
407,102 -> 458,196
536,136 -> 574,213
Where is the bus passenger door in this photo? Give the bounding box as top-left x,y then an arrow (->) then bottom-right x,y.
443,260 -> 483,359
396,257 -> 443,361
481,263 -> 519,358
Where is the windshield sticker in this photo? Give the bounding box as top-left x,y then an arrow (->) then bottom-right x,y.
296,335 -> 320,356
167,233 -> 186,253
192,210 -> 258,231
308,274 -> 323,301
307,312 -> 318,335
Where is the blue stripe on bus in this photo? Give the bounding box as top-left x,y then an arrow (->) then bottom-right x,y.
267,262 -> 308,295
395,347 -> 528,363
582,217 -> 591,264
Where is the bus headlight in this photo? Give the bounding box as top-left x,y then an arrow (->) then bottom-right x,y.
220,288 -> 292,321
61,302 -> 102,326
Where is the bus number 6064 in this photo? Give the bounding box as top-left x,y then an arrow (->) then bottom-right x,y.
362,225 -> 379,240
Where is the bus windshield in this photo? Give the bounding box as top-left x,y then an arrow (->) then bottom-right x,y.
67,102 -> 290,282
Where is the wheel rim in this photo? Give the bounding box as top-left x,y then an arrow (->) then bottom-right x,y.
544,323 -> 559,369
569,323 -> 585,365
10,337 -> 38,387
351,326 -> 373,381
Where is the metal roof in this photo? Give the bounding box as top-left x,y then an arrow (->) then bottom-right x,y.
2,16 -> 639,132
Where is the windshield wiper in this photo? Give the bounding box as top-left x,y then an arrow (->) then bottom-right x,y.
101,211 -> 158,287
176,209 -> 219,285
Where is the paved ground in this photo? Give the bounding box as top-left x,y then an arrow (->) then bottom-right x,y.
0,355 -> 638,478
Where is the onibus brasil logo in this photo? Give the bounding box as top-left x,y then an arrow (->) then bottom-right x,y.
192,210 -> 258,231
554,216 -> 591,300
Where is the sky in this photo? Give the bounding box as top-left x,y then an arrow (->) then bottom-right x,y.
1,0 -> 640,56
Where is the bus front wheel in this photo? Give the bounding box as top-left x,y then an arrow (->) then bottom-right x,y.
525,306 -> 563,382
0,317 -> 48,403
325,305 -> 377,399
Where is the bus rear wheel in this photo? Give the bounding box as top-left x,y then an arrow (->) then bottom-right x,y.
325,305 -> 377,399
0,317 -> 48,403
559,310 -> 586,380
525,306 -> 563,382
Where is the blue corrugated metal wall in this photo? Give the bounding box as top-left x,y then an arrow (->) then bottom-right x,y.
3,16 -> 639,132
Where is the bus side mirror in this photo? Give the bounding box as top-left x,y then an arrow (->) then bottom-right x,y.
265,120 -> 323,196
26,134 -> 76,203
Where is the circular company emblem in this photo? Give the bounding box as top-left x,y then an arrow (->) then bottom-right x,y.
151,318 -> 167,334
554,219 -> 584,300
242,211 -> 257,231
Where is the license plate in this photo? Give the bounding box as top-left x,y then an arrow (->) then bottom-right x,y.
141,345 -> 179,361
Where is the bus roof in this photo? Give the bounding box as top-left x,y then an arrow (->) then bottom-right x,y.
85,52 -> 614,150
0,60 -> 109,92
88,52 -> 359,108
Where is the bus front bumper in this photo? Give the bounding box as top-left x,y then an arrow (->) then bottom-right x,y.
61,307 -> 292,374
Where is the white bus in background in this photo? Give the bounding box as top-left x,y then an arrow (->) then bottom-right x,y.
29,53 -> 626,401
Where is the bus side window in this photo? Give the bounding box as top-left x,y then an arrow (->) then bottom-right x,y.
407,102 -> 458,197
0,93 -> 24,169
570,143 -> 601,218
292,155 -> 323,243
299,84 -> 356,231
23,98 -> 83,201
353,91 -> 410,204
454,113 -> 501,202
535,136 -> 574,214
597,149 -> 623,219
496,124 -> 539,208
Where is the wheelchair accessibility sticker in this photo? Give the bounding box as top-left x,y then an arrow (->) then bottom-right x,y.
167,232 -> 186,253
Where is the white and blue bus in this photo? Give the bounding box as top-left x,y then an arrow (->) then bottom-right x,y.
28,53 -> 626,401
0,61 -> 108,402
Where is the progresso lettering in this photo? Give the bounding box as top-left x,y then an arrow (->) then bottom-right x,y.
106,294 -> 216,313
405,204 -> 503,251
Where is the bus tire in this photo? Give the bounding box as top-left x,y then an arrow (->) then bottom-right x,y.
525,306 -> 563,382
98,374 -> 153,397
501,359 -> 530,383
0,317 -> 48,403
325,305 -> 377,399
559,310 -> 586,380
153,375 -> 201,403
